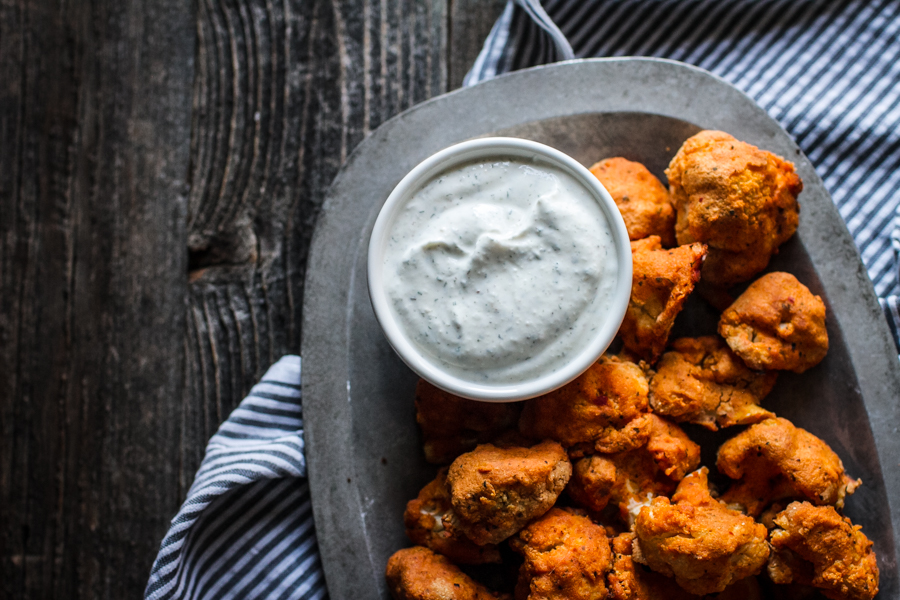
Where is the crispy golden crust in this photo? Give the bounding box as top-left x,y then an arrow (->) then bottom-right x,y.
568,453 -> 668,526
619,237 -> 707,363
666,130 -> 802,285
719,272 -> 828,373
717,417 -> 860,517
386,546 -> 503,600
768,502 -> 879,600
649,336 -> 777,430
643,413 -> 702,481
519,355 -> 652,456
632,468 -> 770,595
589,158 -> 677,246
404,469 -> 502,564
447,441 -> 571,545
608,533 -> 696,600
415,379 -> 523,464
510,508 -> 613,600
567,415 -> 700,524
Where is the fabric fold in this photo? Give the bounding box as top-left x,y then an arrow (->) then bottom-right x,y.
145,356 -> 326,600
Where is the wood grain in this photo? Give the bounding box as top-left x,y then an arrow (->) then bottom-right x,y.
0,0 -> 194,597
183,0 -> 449,478
1,0 -> 498,596
449,0 -> 507,88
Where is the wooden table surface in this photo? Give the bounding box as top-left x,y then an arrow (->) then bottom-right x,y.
0,0 -> 505,596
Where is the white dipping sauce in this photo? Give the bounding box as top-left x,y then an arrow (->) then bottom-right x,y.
384,157 -> 618,384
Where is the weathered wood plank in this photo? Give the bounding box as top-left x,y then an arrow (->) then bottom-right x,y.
183,0 -> 449,477
0,0 -> 195,597
449,0 -> 507,89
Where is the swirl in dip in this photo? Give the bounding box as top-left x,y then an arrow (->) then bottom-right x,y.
383,157 -> 618,385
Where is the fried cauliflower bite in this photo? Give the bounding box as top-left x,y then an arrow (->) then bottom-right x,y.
519,355 -> 653,456
567,415 -> 700,524
642,413 -> 702,481
510,508 -> 613,600
719,272 -> 829,373
589,157 -> 677,246
386,546 -> 504,600
404,468 -> 501,564
446,441 -> 571,545
632,468 -> 770,595
608,533 -> 696,600
619,237 -> 707,363
665,130 -> 802,285
416,379 -> 522,464
649,336 -> 777,430
717,417 -> 860,517
768,502 -> 879,600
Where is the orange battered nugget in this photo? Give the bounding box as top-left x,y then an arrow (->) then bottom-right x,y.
510,508 -> 613,600
717,417 -> 860,517
719,272 -> 828,373
567,414 -> 700,524
768,502 -> 879,600
404,469 -> 501,564
619,237 -> 707,362
416,379 -> 522,464
386,546 -> 504,600
608,532 -> 696,600
666,130 -> 802,285
649,336 -> 776,430
589,157 -> 676,246
632,468 -> 770,595
642,413 -> 701,481
447,441 -> 571,545
519,355 -> 652,456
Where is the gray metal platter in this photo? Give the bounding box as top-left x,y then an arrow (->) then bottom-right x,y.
302,58 -> 900,599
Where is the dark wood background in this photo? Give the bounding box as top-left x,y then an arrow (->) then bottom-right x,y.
0,0 -> 505,597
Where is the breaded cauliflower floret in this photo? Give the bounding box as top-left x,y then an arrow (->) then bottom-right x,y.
717,417 -> 860,517
404,468 -> 501,564
519,355 -> 653,456
589,157 -> 676,246
567,414 -> 700,525
632,468 -> 770,595
416,379 -> 521,464
510,508 -> 613,600
608,532 -> 697,600
649,336 -> 776,430
619,237 -> 707,363
642,413 -> 702,481
719,272 -> 829,373
666,130 -> 802,285
447,441 -> 571,545
386,546 -> 504,600
768,502 -> 879,600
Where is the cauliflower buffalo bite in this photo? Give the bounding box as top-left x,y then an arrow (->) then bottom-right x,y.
385,131 -> 877,600
666,130 -> 802,285
632,468 -> 770,595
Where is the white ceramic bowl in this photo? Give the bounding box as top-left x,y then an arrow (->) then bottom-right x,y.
367,137 -> 632,402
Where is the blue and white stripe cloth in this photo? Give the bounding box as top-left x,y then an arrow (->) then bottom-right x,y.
147,2 -> 900,598
145,357 -> 326,600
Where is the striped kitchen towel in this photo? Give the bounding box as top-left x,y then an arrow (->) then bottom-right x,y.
145,356 -> 326,600
468,0 -> 900,351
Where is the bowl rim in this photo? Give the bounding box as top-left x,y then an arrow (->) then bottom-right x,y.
366,136 -> 633,402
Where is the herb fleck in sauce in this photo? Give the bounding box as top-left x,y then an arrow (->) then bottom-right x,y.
385,158 -> 617,384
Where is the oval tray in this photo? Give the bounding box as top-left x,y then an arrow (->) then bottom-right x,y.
302,58 -> 900,599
